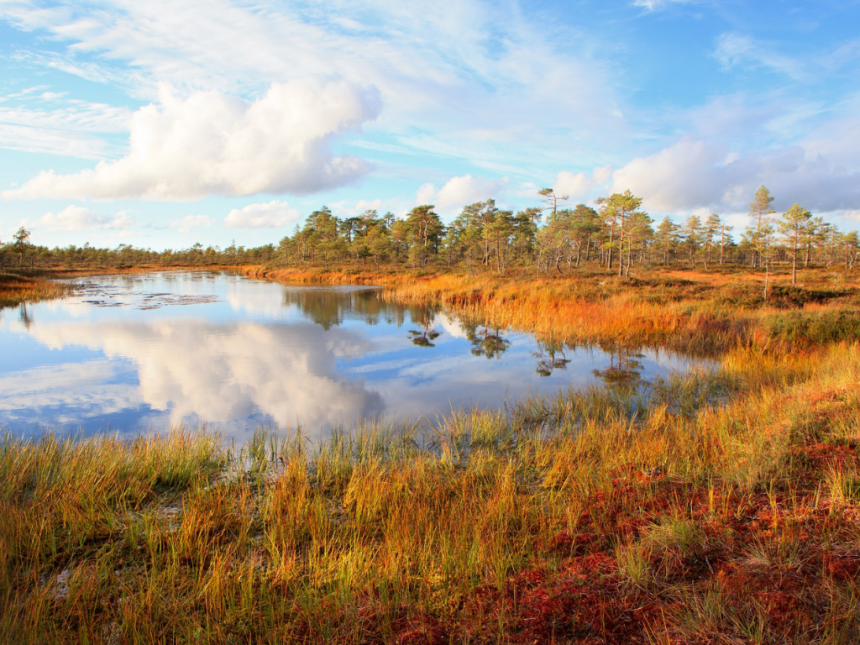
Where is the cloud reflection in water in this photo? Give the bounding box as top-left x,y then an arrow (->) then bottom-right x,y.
20,319 -> 385,435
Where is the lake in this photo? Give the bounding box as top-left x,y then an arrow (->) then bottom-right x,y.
1,271 -> 705,441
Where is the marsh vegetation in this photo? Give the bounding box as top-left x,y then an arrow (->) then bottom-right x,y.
1,259 -> 860,643
1,339 -> 859,643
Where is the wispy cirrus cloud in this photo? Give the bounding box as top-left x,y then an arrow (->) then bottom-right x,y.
0,0 -> 623,173
714,33 -> 807,80
0,94 -> 131,158
632,0 -> 692,11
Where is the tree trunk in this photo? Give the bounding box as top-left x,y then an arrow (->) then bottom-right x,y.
607,228 -> 613,270
792,237 -> 798,285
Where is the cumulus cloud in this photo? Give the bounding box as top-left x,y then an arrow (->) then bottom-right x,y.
611,137 -> 860,214
3,79 -> 381,201
349,199 -> 384,215
552,166 -> 612,198
171,215 -> 212,235
32,205 -> 136,231
416,175 -> 508,212
224,200 -> 300,229
435,313 -> 467,340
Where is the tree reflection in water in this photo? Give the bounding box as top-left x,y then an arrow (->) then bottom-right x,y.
19,304 -> 33,330
533,339 -> 571,377
592,342 -> 646,389
463,321 -> 511,359
282,288 -> 404,330
408,307 -> 442,347
281,288 -> 450,349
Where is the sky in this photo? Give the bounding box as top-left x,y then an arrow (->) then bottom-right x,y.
1,0 -> 859,250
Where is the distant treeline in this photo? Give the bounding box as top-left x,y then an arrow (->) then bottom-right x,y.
3,186 -> 858,282
0,235 -> 275,270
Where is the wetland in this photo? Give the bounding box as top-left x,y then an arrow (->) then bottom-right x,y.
1,271 -> 705,440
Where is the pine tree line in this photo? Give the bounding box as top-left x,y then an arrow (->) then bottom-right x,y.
2,185 -> 858,275
276,186 -> 859,278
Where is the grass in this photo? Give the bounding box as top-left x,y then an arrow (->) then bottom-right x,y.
1,340 -> 859,643
0,270 -> 71,309
2,264 -> 860,642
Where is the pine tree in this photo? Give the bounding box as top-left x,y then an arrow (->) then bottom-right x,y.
778,203 -> 811,285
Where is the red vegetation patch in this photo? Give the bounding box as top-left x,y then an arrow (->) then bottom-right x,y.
391,612 -> 447,645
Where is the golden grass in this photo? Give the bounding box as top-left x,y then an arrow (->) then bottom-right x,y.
1,342 -> 859,643
0,271 -> 71,309
3,264 -> 860,642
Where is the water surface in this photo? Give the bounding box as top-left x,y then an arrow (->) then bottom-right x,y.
1,272 -> 705,440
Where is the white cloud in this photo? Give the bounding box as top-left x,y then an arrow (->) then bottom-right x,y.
0,1 -> 621,177
350,199 -> 384,215
611,139 -> 729,211
0,98 -> 131,158
714,33 -> 805,80
224,201 -> 300,229
416,174 -> 508,212
552,166 -> 612,199
611,137 -> 860,214
171,215 -> 212,235
107,211 -> 136,230
3,79 -> 381,201
436,313 -> 467,340
32,205 -> 136,231
0,359 -> 143,427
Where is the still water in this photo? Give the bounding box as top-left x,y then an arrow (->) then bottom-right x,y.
1,272 -> 703,440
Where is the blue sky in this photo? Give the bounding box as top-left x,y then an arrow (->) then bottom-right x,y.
1,0 -> 859,250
